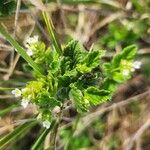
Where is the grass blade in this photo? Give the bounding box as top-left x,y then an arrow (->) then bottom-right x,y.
0,24 -> 43,76
0,121 -> 37,149
42,11 -> 62,55
0,87 -> 14,91
0,104 -> 19,117
31,120 -> 55,150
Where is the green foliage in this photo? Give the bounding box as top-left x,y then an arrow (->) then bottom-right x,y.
100,21 -> 148,49
0,22 -> 137,149
60,129 -> 91,150
0,0 -> 16,17
69,84 -> 90,112
0,26 -> 137,122
84,87 -> 111,105
102,45 -> 137,90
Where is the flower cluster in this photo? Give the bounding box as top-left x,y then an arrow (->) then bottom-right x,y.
11,84 -> 61,129
121,60 -> 142,76
25,35 -> 39,56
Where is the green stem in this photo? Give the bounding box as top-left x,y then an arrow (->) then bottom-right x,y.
0,87 -> 15,91
0,24 -> 44,77
42,11 -> 62,55
64,114 -> 81,150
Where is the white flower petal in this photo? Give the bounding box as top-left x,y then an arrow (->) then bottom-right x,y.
27,49 -> 33,56
42,120 -> 51,129
122,69 -> 130,76
11,88 -> 21,97
26,35 -> 39,45
21,99 -> 29,108
133,61 -> 142,69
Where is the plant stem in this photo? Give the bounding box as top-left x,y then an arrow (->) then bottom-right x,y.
0,23 -> 44,77
64,114 -> 81,150
49,110 -> 62,150
42,11 -> 62,55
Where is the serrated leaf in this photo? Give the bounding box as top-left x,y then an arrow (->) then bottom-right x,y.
84,87 -> 111,105
62,40 -> 87,72
63,40 -> 86,58
69,84 -> 90,112
77,51 -> 102,73
36,91 -> 61,108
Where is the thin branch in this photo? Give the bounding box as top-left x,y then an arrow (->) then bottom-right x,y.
124,118 -> 150,150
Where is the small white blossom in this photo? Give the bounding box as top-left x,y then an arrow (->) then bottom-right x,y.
26,35 -> 38,45
122,69 -> 130,76
133,61 -> 142,69
21,99 -> 29,108
26,49 -> 33,56
42,120 -> 51,129
11,88 -> 21,97
52,106 -> 61,114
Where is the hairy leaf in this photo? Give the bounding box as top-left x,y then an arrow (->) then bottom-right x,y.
84,87 -> 111,105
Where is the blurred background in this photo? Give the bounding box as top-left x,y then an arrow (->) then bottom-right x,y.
0,0 -> 150,149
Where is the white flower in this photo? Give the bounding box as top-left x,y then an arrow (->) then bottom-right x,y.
26,35 -> 38,45
42,120 -> 51,129
26,49 -> 33,56
122,69 -> 130,76
21,99 -> 29,108
133,61 -> 142,69
11,88 -> 21,97
52,106 -> 61,114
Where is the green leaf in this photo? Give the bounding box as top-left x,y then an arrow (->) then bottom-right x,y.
113,72 -> 130,83
77,51 -> 103,73
112,45 -> 137,67
0,121 -> 36,149
121,44 -> 137,60
62,40 -> 87,73
0,24 -> 43,77
84,87 -> 111,105
69,84 -> 90,112
63,40 -> 86,58
36,91 -> 61,108
103,45 -> 137,84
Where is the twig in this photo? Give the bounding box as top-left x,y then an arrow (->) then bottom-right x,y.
13,0 -> 21,37
3,54 -> 20,80
124,118 -> 150,150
